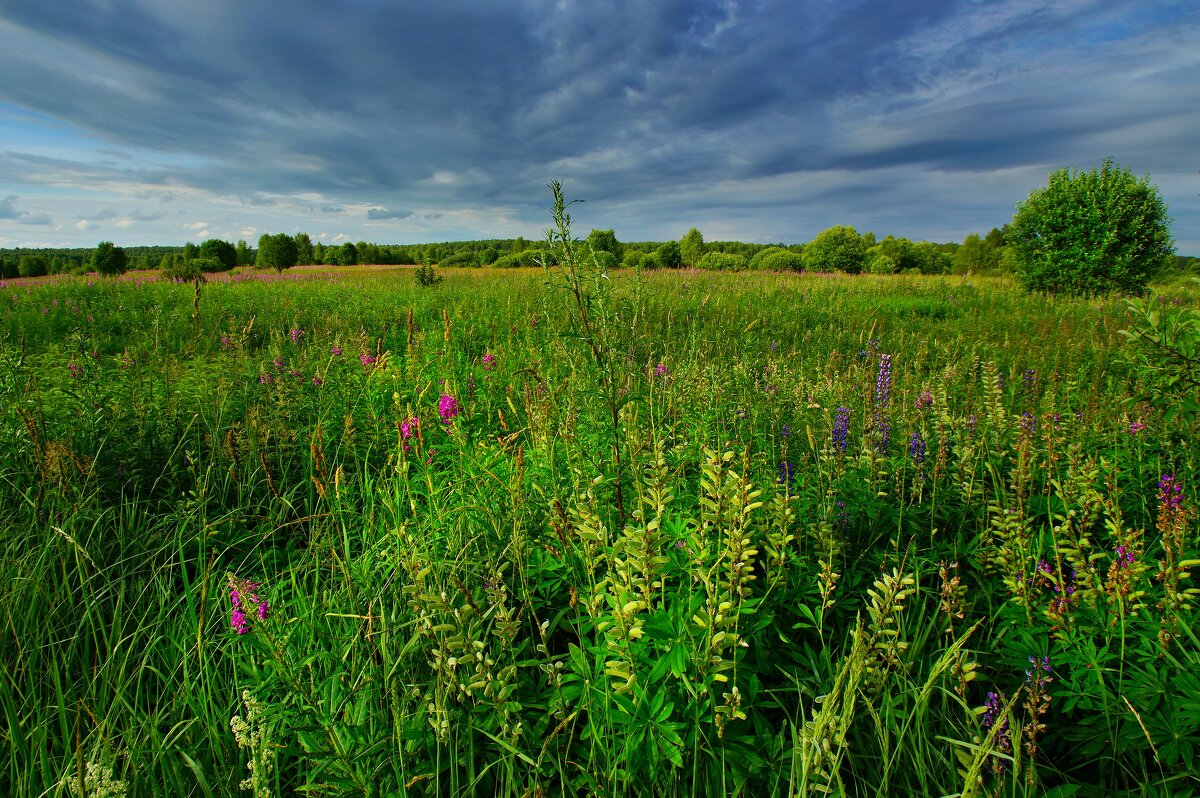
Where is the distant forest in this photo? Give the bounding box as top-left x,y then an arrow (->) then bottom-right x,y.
2,228 -> 1198,280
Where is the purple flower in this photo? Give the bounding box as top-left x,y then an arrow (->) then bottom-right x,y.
359,353 -> 377,368
908,432 -> 926,465
332,345 -> 343,356
290,327 -> 303,344
655,363 -> 669,377
311,375 -> 323,387
832,407 -> 850,452
220,336 -> 231,350
781,423 -> 793,439
482,353 -> 496,371
68,362 -> 83,380
777,460 -> 796,485
273,356 -> 285,372
438,394 -> 459,424
875,354 -> 892,408
1019,411 -> 1037,436
1129,420 -> 1146,436
1158,474 -> 1183,511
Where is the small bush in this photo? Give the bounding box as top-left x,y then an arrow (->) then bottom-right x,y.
697,251 -> 747,271
414,263 -> 442,287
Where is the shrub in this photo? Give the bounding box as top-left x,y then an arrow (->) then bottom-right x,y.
439,251 -> 480,268
656,241 -> 683,269
697,251 -> 747,271
414,263 -> 442,287
1008,158 -> 1174,296
804,226 -> 866,273
756,249 -> 804,272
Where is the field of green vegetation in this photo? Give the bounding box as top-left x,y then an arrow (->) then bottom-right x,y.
1,243 -> 1197,795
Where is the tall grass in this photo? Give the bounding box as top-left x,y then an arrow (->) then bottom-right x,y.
0,262 -> 1196,796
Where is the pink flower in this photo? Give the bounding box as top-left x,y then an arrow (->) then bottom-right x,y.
400,416 -> 419,448
360,353 -> 377,368
438,394 -> 459,424
482,353 -> 496,371
290,328 -> 303,344
332,345 -> 343,356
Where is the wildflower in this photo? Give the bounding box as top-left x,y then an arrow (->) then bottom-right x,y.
359,353 -> 377,368
258,373 -> 273,385
908,432 -> 926,465
400,416 -> 418,449
311,375 -> 322,387
875,354 -> 892,408
1129,420 -> 1146,436
272,356 -> 284,372
438,394 -> 459,423
832,407 -> 850,452
655,363 -> 669,377
332,345 -> 343,356
777,460 -> 795,485
228,575 -> 267,634
68,361 -> 83,380
221,335 -> 231,350
482,353 -> 496,371
1019,411 -> 1037,436
290,327 -> 303,344
915,390 -> 933,411
1158,473 -> 1183,512
981,690 -> 1013,773
781,423 -> 793,439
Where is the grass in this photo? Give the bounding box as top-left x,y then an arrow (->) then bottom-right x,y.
0,262 -> 1197,797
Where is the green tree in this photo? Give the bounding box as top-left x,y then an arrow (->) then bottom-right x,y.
655,240 -> 682,268
235,240 -> 253,266
199,238 -> 237,271
586,229 -> 623,261
335,242 -> 358,266
952,233 -> 1001,275
18,254 -> 49,277
294,233 -> 314,266
803,226 -> 867,274
680,228 -> 705,267
91,241 -> 128,276
1008,158 -> 1174,296
255,233 -> 299,273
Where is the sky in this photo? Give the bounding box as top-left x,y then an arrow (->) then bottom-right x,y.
0,0 -> 1197,252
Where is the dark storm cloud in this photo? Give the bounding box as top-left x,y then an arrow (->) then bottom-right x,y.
0,0 -> 1196,246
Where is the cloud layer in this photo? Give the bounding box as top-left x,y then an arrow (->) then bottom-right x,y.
0,0 -> 1197,249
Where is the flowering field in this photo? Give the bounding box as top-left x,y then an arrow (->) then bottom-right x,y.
0,252 -> 1197,796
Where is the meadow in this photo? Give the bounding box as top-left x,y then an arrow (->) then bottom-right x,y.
0,249 -> 1197,796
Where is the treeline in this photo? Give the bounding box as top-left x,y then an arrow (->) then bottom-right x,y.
3,228 -> 1196,279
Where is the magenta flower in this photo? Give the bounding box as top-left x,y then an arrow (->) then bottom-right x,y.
290,327 -> 303,344
655,363 -> 669,377
438,394 -> 459,424
482,353 -> 496,371
400,415 -> 418,441
311,375 -> 323,387
228,576 -> 267,634
360,353 -> 377,368
1129,420 -> 1146,436
220,335 -> 231,350
332,345 -> 343,356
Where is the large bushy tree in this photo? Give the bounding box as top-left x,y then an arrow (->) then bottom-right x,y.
803,225 -> 867,274
1008,158 -> 1174,296
255,233 -> 299,273
199,238 -> 237,271
91,241 -> 127,275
